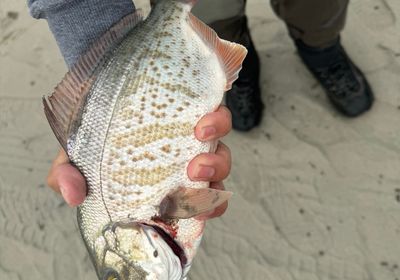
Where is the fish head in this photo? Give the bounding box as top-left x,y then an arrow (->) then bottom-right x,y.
92,222 -> 184,280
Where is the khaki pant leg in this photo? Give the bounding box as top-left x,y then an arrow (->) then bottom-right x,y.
271,0 -> 349,48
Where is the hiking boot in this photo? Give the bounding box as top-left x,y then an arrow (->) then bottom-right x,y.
295,38 -> 374,117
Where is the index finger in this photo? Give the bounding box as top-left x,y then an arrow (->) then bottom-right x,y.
195,106 -> 232,141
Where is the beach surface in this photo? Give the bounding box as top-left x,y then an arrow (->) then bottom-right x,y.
1,0 -> 400,279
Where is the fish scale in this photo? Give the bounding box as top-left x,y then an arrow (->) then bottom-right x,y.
43,0 -> 247,279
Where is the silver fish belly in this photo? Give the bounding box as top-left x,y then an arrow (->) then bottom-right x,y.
43,0 -> 246,279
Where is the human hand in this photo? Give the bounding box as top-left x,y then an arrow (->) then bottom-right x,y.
46,106 -> 232,219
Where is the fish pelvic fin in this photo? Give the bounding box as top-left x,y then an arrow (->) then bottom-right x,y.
159,187 -> 233,219
43,10 -> 143,151
188,13 -> 248,91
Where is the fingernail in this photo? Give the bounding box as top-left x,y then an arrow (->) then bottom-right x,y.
195,165 -> 215,179
200,126 -> 216,140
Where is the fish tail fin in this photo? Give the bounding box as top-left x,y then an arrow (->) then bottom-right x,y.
188,13 -> 247,91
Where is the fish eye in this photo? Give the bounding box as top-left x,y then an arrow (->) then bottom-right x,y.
102,268 -> 120,280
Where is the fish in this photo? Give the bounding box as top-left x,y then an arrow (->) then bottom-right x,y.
42,0 -> 247,279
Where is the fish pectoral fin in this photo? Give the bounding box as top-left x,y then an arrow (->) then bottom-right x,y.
43,10 -> 143,151
159,187 -> 233,219
188,13 -> 247,91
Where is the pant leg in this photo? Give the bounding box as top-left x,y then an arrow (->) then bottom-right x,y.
149,0 -> 247,43
271,0 -> 349,48
192,0 -> 249,46
192,0 -> 245,25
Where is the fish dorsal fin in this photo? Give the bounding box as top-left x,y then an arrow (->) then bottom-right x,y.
43,10 -> 143,151
159,187 -> 233,219
188,13 -> 247,91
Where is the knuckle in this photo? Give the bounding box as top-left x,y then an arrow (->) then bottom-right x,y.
220,106 -> 232,120
217,160 -> 230,180
219,109 -> 232,132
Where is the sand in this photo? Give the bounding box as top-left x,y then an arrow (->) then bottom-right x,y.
1,0 -> 400,279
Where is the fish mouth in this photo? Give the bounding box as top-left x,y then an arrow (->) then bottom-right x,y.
97,221 -> 185,280
143,221 -> 187,268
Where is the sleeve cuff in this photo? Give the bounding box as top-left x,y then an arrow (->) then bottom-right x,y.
28,0 -> 136,67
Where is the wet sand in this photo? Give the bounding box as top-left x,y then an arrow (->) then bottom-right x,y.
1,0 -> 400,279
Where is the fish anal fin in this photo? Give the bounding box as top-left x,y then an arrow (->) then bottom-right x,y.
160,187 -> 233,219
188,13 -> 247,91
43,10 -> 144,151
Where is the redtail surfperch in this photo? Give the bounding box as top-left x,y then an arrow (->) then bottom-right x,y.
43,0 -> 246,279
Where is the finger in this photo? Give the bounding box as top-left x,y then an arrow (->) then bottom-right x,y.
210,181 -> 225,191
195,182 -> 229,220
55,164 -> 87,207
195,106 -> 232,141
47,149 -> 69,191
187,142 -> 231,182
47,149 -> 87,207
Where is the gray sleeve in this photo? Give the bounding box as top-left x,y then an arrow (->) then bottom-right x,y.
28,0 -> 136,68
